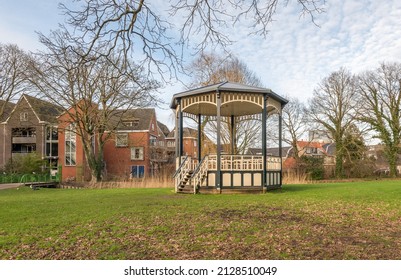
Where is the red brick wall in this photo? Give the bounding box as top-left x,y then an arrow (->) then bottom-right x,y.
183,137 -> 197,158
58,111 -> 89,182
103,131 -> 150,179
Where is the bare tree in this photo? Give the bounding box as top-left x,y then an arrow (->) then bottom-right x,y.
357,62 -> 401,177
0,43 -> 29,119
29,30 -> 159,182
281,97 -> 309,163
309,68 -> 358,178
188,52 -> 263,154
57,0 -> 325,80
188,53 -> 262,88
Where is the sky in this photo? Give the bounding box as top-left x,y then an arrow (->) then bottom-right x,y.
1,0 -> 401,129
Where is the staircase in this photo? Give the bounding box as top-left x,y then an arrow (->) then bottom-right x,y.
173,156 -> 209,194
174,157 -> 196,194
191,156 -> 208,192
177,170 -> 194,193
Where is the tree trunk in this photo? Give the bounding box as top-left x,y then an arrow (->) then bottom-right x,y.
335,140 -> 344,179
385,147 -> 398,178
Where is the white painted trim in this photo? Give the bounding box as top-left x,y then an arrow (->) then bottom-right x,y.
22,95 -> 42,122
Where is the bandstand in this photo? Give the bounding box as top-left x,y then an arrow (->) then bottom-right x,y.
171,81 -> 288,194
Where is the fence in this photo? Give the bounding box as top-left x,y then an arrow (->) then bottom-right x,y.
0,166 -> 61,184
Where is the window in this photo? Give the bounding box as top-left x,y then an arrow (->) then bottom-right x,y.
116,133 -> 128,147
131,147 -> 144,160
123,121 -> 133,127
20,112 -> 28,121
150,135 -> 157,146
46,126 -> 58,157
158,141 -> 164,147
194,140 -> 197,147
65,124 -> 76,166
167,141 -> 175,147
131,165 -> 145,178
12,127 -> 36,137
306,147 -> 317,154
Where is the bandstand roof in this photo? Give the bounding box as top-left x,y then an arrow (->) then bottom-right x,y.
170,81 -> 288,117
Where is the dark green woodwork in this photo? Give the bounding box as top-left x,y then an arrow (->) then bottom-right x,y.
216,90 -> 221,189
198,114 -> 202,162
262,95 -> 267,188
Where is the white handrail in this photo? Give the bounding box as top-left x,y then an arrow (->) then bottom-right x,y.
207,154 -> 281,171
174,157 -> 198,192
192,156 -> 208,193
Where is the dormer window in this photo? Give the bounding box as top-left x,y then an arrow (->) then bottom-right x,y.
122,119 -> 139,127
20,112 -> 28,121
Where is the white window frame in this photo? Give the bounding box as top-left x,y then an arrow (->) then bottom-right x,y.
150,135 -> 157,146
116,133 -> 128,147
65,124 -> 76,166
131,147 -> 144,160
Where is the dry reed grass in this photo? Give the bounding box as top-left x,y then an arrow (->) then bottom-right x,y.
282,170 -> 311,184
90,174 -> 174,189
84,169 -> 312,189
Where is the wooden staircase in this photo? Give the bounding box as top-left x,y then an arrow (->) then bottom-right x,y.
174,156 -> 209,194
177,170 -> 194,194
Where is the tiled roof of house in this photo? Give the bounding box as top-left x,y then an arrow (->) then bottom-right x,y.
322,143 -> 336,156
23,94 -> 64,123
111,108 -> 156,130
247,147 -> 292,157
0,100 -> 15,122
157,121 -> 170,136
167,127 -> 199,138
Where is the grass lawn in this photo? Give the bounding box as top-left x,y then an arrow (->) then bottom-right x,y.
0,180 -> 400,260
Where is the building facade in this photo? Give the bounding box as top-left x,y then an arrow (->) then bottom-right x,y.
0,95 -> 62,170
58,107 -> 171,182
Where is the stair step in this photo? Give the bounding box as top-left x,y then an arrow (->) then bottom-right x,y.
177,188 -> 195,194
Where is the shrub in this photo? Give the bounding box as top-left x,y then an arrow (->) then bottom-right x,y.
4,153 -> 47,174
299,156 -> 324,180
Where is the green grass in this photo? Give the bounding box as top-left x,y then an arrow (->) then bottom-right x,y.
1,180 -> 401,260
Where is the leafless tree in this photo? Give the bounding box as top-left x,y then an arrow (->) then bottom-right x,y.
29,30 -> 159,182
309,68 -> 358,178
0,43 -> 29,119
57,0 -> 325,80
188,52 -> 263,154
357,62 -> 401,177
281,97 -> 310,162
188,52 -> 262,88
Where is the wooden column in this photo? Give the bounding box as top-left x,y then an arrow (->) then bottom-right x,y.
178,98 -> 183,165
262,95 -> 267,191
230,115 -> 235,155
175,106 -> 179,163
197,114 -> 202,162
216,90 -> 221,191
279,113 -> 283,187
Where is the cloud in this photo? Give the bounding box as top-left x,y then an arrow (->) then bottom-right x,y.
225,0 -> 401,102
2,0 -> 401,129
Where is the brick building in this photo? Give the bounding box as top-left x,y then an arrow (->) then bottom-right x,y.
58,107 -> 171,182
0,95 -> 63,169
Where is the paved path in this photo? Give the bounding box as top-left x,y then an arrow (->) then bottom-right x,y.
0,183 -> 22,190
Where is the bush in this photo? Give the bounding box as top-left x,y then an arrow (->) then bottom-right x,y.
4,153 -> 47,174
299,156 -> 325,180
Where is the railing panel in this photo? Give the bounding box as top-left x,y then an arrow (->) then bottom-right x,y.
207,154 -> 281,171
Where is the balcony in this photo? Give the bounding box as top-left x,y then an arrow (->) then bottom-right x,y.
12,136 -> 36,144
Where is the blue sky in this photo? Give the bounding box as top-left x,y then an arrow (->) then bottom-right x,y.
1,0 -> 401,129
